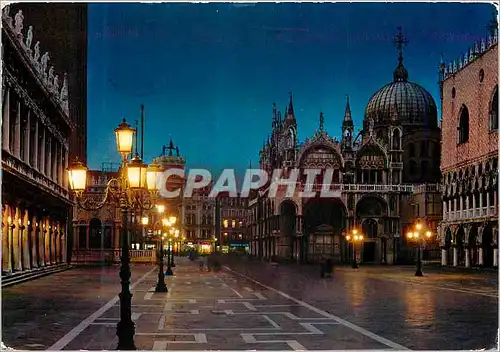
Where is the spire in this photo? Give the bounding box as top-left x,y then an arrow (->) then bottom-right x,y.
287,92 -> 295,118
318,112 -> 325,132
344,94 -> 352,121
392,26 -> 409,82
168,138 -> 175,156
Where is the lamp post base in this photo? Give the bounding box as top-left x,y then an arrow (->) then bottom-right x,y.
415,269 -> 424,277
116,320 -> 136,350
155,277 -> 168,292
165,267 -> 174,276
352,261 -> 359,269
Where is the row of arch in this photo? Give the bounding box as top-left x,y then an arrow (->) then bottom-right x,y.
73,218 -> 116,250
441,222 -> 497,267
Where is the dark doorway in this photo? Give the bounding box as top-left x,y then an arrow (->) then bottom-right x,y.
363,242 -> 376,262
361,219 -> 378,263
89,218 -> 102,249
482,224 -> 494,267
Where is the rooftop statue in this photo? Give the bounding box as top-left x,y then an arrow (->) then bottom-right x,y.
33,41 -> 40,62
25,25 -> 33,49
14,10 -> 23,35
40,52 -> 50,74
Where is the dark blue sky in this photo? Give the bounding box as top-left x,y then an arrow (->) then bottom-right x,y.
87,2 -> 495,176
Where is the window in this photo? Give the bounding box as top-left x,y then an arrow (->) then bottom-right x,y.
490,86 -> 498,131
479,69 -> 485,83
408,143 -> 415,158
457,105 -> 469,144
420,141 -> 428,157
452,87 -> 456,99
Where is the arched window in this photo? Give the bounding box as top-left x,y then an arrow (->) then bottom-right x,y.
392,129 -> 400,150
408,143 -> 415,157
409,160 -> 417,176
490,86 -> 498,131
421,161 -> 430,180
420,141 -> 428,157
457,105 -> 469,144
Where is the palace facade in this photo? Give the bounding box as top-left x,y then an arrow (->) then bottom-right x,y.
247,29 -> 442,264
437,21 -> 498,268
1,6 -> 86,274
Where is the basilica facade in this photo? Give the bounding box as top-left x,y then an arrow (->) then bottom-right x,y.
247,29 -> 442,264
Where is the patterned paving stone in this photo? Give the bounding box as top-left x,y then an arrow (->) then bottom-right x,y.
2,258 -> 497,350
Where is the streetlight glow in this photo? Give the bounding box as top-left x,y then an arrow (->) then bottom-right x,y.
146,161 -> 163,191
114,119 -> 135,155
169,216 -> 177,225
157,204 -> 165,214
127,155 -> 147,189
141,216 -> 149,226
67,158 -> 88,191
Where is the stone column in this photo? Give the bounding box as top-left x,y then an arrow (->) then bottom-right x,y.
39,224 -> 46,267
46,137 -> 52,179
73,224 -> 78,249
478,247 -> 484,266
13,100 -> 21,158
23,110 -> 31,164
22,210 -> 30,270
2,87 -> 10,151
465,248 -> 471,268
33,117 -> 39,170
2,205 -> 11,272
443,201 -> 447,219
494,248 -> 498,267
30,213 -> 37,268
52,142 -> 58,184
40,128 -> 46,175
441,248 -> 447,265
64,148 -> 69,188
86,225 -> 90,250
453,247 -> 458,266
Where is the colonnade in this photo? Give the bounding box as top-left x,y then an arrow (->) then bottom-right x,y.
2,84 -> 69,189
1,203 -> 67,274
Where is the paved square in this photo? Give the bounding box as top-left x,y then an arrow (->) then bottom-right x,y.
44,260 -> 404,350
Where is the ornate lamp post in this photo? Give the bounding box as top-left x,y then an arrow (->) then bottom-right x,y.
345,229 -> 364,269
165,226 -> 175,276
172,228 -> 180,267
406,221 -> 432,277
67,119 -> 163,350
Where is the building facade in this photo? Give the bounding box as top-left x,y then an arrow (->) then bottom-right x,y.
247,29 -> 442,264
1,7 -> 76,273
183,182 -> 216,253
437,23 -> 498,268
220,195 -> 248,252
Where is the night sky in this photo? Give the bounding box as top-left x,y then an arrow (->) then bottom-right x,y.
87,2 -> 495,178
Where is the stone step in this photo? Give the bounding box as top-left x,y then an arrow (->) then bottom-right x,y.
1,264 -> 73,288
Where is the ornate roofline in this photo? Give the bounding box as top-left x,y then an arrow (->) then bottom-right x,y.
440,31 -> 498,82
2,6 -> 72,127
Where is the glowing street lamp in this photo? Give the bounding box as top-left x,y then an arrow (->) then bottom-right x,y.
345,228 -> 364,269
406,221 -> 433,277
67,118 -> 160,350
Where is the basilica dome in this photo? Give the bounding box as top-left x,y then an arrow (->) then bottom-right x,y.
364,53 -> 438,127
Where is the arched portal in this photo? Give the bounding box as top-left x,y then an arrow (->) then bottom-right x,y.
482,223 -> 494,267
356,196 -> 388,263
468,224 -> 478,266
361,219 -> 378,263
279,201 -> 298,260
89,218 -> 102,249
444,227 -> 453,265
302,198 -> 346,262
455,226 -> 465,266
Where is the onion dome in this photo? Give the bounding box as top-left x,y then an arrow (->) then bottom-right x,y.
364,28 -> 438,127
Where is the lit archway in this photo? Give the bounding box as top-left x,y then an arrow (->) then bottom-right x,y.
89,218 -> 102,249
